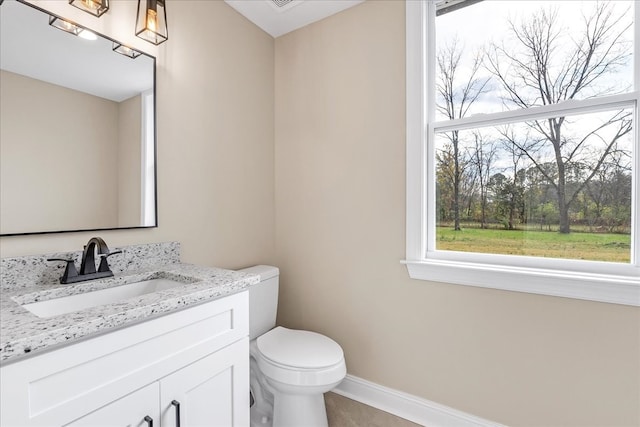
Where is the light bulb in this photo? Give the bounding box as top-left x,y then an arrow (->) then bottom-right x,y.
146,8 -> 157,33
81,0 -> 98,10
62,20 -> 75,31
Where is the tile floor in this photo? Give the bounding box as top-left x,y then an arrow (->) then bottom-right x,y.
325,392 -> 422,427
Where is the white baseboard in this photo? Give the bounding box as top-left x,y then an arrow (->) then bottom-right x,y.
332,375 -> 506,427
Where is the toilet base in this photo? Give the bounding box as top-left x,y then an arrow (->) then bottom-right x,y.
272,392 -> 328,427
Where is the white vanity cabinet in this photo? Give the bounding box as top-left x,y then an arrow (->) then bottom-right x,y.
1,291 -> 250,427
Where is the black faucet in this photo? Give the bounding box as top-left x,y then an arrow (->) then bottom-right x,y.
47,237 -> 122,284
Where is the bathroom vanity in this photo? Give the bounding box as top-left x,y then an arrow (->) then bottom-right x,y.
0,242 -> 258,426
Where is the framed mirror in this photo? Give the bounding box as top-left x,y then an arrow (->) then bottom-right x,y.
0,0 -> 157,236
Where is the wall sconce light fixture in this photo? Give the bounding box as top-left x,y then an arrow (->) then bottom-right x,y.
135,0 -> 168,45
69,0 -> 109,17
113,42 -> 142,59
49,16 -> 97,41
49,16 -> 83,36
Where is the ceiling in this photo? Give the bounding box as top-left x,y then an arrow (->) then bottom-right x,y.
224,0 -> 365,38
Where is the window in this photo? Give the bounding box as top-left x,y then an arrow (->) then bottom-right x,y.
405,0 -> 639,305
141,90 -> 156,227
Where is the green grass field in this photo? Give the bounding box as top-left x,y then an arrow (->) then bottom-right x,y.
436,226 -> 631,263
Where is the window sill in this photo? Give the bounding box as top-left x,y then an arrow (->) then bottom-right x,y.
402,259 -> 640,306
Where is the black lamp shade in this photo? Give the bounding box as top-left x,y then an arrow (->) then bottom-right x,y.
69,0 -> 109,17
113,42 -> 142,59
135,0 -> 168,45
49,16 -> 83,36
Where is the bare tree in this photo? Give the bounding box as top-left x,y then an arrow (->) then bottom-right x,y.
497,126 -> 529,230
484,2 -> 633,233
469,132 -> 498,229
436,39 -> 490,230
585,144 -> 633,232
436,142 -> 477,224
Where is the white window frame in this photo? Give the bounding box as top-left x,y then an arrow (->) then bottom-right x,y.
404,0 -> 640,306
141,89 -> 156,227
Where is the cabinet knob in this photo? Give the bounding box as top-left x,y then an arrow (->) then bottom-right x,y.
171,400 -> 181,427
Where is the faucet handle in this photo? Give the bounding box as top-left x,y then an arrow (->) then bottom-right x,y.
47,258 -> 79,284
97,250 -> 122,273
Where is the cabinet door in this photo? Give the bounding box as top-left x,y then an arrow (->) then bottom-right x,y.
160,338 -> 249,427
65,382 -> 160,427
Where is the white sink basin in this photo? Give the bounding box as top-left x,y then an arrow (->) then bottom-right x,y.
22,278 -> 187,318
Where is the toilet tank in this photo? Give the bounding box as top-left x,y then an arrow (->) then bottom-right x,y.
239,265 -> 279,340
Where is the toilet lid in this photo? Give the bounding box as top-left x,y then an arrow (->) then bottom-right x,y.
257,327 -> 344,369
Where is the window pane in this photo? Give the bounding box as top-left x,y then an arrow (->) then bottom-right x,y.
435,1 -> 635,121
434,108 -> 634,263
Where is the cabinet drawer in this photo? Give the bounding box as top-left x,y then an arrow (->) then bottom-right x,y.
1,291 -> 248,427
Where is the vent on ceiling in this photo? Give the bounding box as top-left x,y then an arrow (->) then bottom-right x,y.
267,0 -> 302,13
271,0 -> 294,7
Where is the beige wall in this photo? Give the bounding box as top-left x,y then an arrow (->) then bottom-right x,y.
0,70 -> 119,234
274,1 -> 640,426
117,94 -> 143,227
0,0 -> 275,270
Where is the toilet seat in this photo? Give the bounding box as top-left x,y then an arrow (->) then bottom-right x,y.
256,327 -> 346,387
257,327 -> 344,368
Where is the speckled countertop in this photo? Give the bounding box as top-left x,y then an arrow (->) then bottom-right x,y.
0,242 -> 259,365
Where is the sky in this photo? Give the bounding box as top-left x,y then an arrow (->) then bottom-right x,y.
432,0 -> 636,175
435,0 -> 636,118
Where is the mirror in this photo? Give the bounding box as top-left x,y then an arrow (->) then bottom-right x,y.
0,0 -> 157,236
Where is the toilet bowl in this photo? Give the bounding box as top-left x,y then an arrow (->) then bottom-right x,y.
255,327 -> 346,426
240,266 -> 346,427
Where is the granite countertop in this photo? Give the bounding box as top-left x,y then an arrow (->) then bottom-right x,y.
0,243 -> 260,365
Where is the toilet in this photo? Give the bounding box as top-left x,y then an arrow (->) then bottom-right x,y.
240,265 -> 346,427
